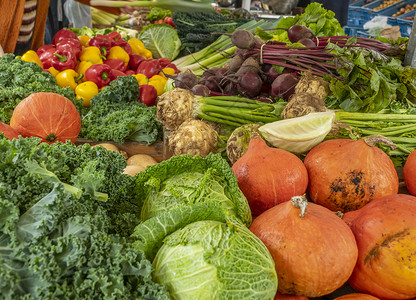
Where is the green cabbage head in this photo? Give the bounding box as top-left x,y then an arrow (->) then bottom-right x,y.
152,219 -> 278,300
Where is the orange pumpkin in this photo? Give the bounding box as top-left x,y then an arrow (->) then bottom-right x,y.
343,194 -> 416,300
0,121 -> 20,140
403,150 -> 416,196
304,136 -> 399,212
10,92 -> 81,144
232,137 -> 308,215
274,293 -> 309,299
250,195 -> 358,298
333,293 -> 380,300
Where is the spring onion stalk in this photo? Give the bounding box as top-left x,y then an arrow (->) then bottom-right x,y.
89,0 -> 213,12
331,110 -> 416,160
195,96 -> 286,126
173,18 -> 280,74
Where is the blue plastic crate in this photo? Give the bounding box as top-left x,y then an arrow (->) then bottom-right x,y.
370,0 -> 416,16
397,17 -> 413,36
362,0 -> 406,13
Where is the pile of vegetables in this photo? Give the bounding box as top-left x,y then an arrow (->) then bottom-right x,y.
0,137 -> 169,298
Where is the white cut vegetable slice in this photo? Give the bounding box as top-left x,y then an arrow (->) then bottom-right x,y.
259,111 -> 335,154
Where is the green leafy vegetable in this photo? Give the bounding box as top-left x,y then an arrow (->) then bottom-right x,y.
273,3 -> 345,43
152,219 -> 278,300
139,23 -> 181,60
146,7 -> 172,22
0,136 -> 170,299
131,153 -> 251,259
79,75 -> 162,144
0,54 -> 77,123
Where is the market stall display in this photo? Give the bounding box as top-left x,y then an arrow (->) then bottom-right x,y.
1,2 -> 416,299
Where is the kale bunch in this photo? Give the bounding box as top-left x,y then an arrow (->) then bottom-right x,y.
79,75 -> 162,144
0,54 -> 77,123
0,136 -> 170,299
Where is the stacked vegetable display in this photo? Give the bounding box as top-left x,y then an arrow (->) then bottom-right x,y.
1,2 -> 416,299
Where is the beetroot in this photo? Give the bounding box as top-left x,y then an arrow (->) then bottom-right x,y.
270,73 -> 299,100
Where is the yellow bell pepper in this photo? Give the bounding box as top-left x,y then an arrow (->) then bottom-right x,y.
46,67 -> 60,77
159,67 -> 175,79
148,75 -> 167,96
76,61 -> 93,82
128,38 -> 145,55
78,35 -> 91,48
79,46 -> 104,64
133,73 -> 148,85
141,49 -> 153,59
107,46 -> 129,65
55,69 -> 82,91
75,81 -> 99,107
21,50 -> 43,68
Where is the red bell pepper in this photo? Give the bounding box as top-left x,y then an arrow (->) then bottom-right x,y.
165,63 -> 179,74
38,46 -> 56,69
139,84 -> 158,106
128,54 -> 145,71
112,69 -> 127,78
136,59 -> 161,78
104,58 -> 128,72
155,58 -> 171,68
111,39 -> 132,55
52,29 -> 78,45
106,31 -> 122,42
85,64 -> 114,88
164,17 -> 175,28
56,38 -> 83,59
36,44 -> 55,57
51,49 -> 77,71
89,34 -> 112,56
125,70 -> 136,76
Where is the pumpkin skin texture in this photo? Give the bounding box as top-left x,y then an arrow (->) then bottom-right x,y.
333,293 -> 379,300
0,122 -> 20,140
343,194 -> 416,300
249,196 -> 358,298
10,92 -> 81,144
403,150 -> 416,196
304,137 -> 399,212
232,137 -> 308,215
274,293 -> 308,300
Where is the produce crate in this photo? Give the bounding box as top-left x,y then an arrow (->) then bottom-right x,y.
367,0 -> 416,16
397,9 -> 415,36
348,0 -> 379,26
343,25 -> 372,37
362,0 -> 406,12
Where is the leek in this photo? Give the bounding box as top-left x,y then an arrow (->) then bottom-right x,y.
89,0 -> 213,12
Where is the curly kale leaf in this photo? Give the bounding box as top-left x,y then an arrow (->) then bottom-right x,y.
79,76 -> 162,144
0,54 -> 77,123
0,137 -> 170,299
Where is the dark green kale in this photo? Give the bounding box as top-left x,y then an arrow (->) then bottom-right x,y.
79,75 -> 162,144
0,136 -> 171,299
0,54 -> 78,123
173,11 -> 248,56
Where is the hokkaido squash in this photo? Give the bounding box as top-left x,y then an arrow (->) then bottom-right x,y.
232,137 -> 308,215
0,122 -> 20,140
250,195 -> 358,297
304,136 -> 399,212
343,194 -> 416,300
274,293 -> 308,300
10,92 -> 81,144
333,293 -> 379,300
403,150 -> 416,196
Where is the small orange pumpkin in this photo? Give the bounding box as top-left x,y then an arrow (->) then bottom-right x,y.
274,293 -> 309,300
333,293 -> 380,300
250,195 -> 358,298
403,150 -> 416,196
343,194 -> 416,299
0,121 -> 20,140
304,136 -> 399,212
10,92 -> 81,144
